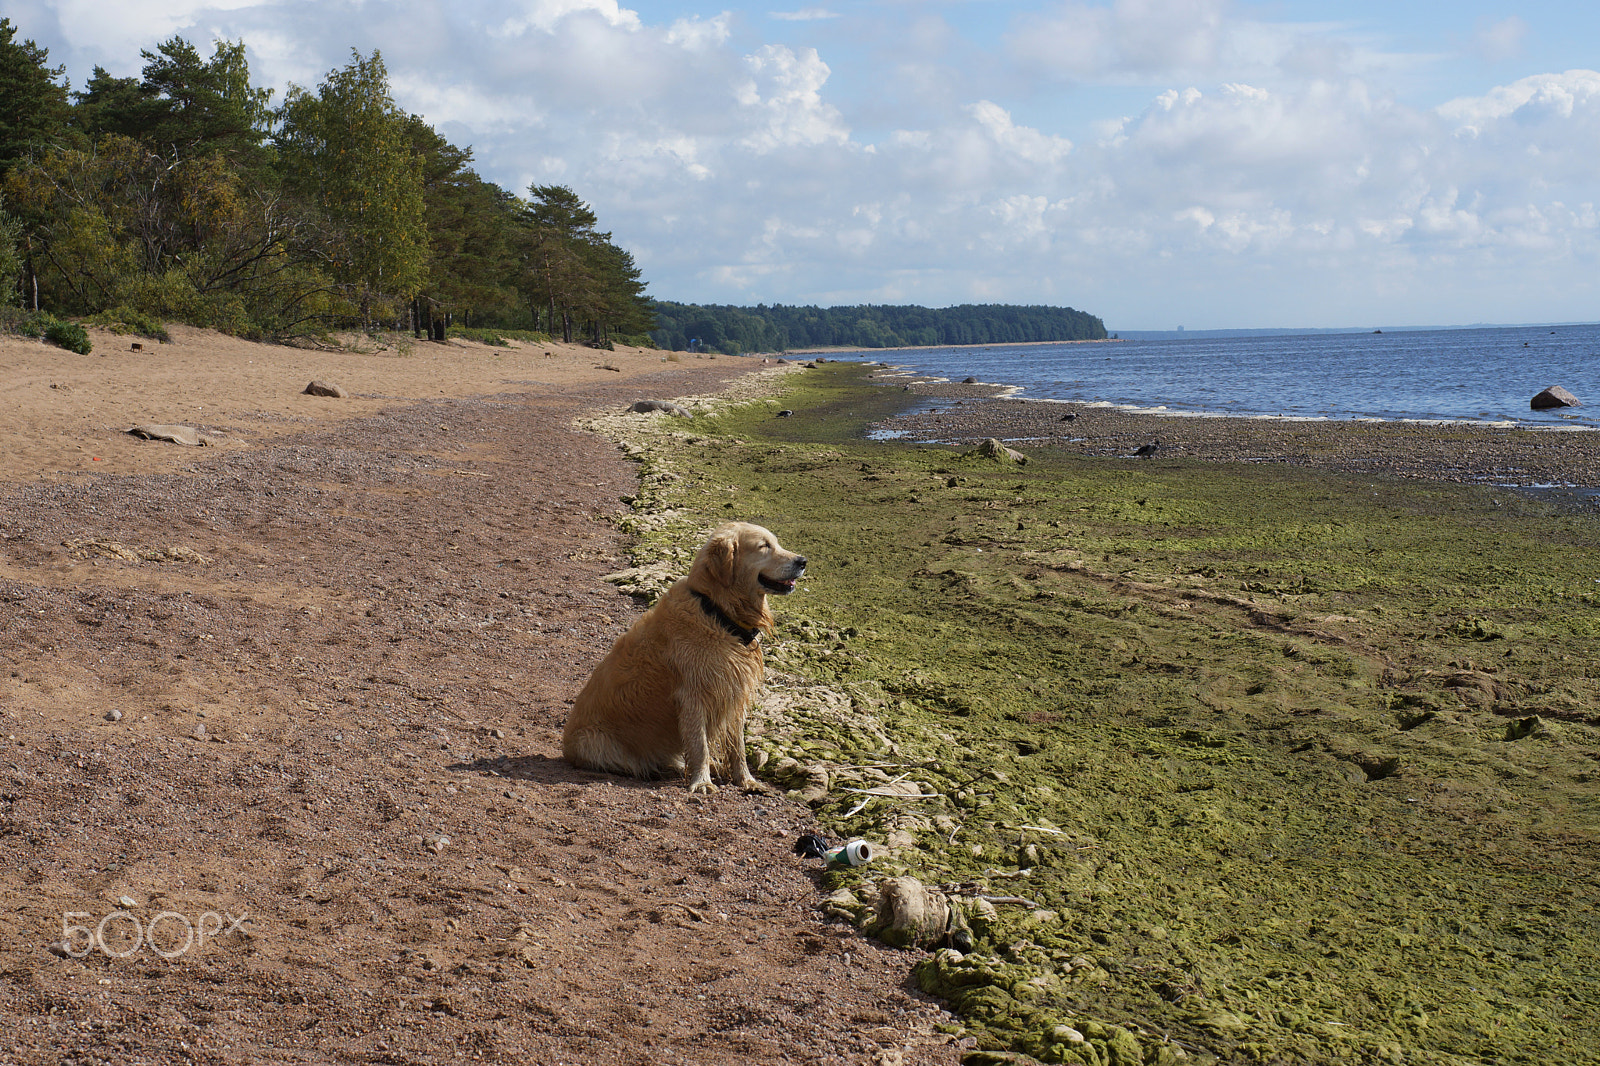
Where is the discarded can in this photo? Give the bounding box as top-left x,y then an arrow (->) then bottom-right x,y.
824,839 -> 874,868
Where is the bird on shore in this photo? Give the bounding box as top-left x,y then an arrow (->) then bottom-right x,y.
1131,440 -> 1161,458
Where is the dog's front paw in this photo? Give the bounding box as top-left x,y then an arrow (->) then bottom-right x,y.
687,776 -> 719,795
738,777 -> 772,795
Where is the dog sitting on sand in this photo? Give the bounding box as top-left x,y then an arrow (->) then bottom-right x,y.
562,522 -> 807,793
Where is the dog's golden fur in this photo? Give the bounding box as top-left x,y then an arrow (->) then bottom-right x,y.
562,522 -> 807,793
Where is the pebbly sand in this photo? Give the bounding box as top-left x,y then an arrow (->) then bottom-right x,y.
860,363 -> 1600,496
0,327 -> 961,1066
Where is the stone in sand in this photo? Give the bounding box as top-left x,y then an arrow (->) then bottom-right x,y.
1531,386 -> 1581,409
868,876 -> 968,950
629,400 -> 691,417
128,424 -> 207,446
970,438 -> 1027,464
304,380 -> 348,398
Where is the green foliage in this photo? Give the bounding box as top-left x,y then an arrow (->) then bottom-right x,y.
111,267 -> 241,334
0,18 -> 73,176
5,135 -> 325,330
276,49 -> 426,327
69,67 -> 155,143
72,37 -> 273,163
650,301 -> 1108,353
404,117 -> 525,333
447,326 -> 511,346
85,306 -> 171,341
12,309 -> 49,337
651,302 -> 784,354
514,184 -> 655,345
138,37 -> 274,158
0,192 -> 20,306
444,325 -> 552,345
43,316 -> 90,353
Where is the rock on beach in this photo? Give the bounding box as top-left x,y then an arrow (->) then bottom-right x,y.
629,399 -> 692,417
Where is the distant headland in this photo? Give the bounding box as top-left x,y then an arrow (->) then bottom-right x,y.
649,301 -> 1107,354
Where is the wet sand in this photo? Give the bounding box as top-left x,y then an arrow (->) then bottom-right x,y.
862,364 -> 1600,496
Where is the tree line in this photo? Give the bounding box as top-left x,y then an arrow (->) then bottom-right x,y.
650,301 -> 1108,354
0,21 -> 654,343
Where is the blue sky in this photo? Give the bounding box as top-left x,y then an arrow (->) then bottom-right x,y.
10,0 -> 1600,329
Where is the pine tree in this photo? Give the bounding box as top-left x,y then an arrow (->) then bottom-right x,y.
0,18 -> 72,177
136,37 -> 274,160
403,116 -> 521,335
516,184 -> 652,343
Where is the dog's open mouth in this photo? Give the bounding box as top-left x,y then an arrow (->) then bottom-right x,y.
759,572 -> 801,595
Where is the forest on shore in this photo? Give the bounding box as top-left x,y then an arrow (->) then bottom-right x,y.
0,20 -> 1107,356
650,301 -> 1107,354
0,21 -> 653,346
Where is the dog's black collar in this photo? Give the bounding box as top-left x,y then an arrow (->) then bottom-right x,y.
693,590 -> 760,645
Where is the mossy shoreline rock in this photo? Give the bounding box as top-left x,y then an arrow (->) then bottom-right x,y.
970,437 -> 1028,463
918,949 -> 1165,1066
867,876 -> 967,949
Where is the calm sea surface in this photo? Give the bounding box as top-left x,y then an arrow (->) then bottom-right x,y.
834,324 -> 1600,430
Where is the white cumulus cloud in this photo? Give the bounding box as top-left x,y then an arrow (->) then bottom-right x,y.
736,45 -> 850,151
769,8 -> 839,22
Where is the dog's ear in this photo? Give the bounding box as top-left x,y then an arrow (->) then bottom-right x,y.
698,527 -> 738,589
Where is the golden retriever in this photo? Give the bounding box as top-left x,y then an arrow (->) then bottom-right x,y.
562,522 -> 807,793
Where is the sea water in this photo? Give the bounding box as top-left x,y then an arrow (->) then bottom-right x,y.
837,323 -> 1600,430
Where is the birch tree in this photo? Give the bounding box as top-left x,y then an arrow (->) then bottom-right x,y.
276,49 -> 425,328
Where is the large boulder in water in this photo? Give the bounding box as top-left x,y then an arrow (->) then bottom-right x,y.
1531,386 -> 1582,410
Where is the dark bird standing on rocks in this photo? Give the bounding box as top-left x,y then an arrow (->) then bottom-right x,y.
1132,441 -> 1161,458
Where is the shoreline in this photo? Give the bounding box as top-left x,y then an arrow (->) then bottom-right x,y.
780,338 -> 1117,355
859,363 -> 1600,496
628,360 -> 1600,1064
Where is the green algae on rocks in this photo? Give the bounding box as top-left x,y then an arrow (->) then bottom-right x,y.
583,361 -> 1600,1066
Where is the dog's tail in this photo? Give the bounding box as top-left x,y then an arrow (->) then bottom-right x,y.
563,728 -> 685,778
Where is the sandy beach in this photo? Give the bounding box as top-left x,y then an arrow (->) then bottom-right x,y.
3,325 -> 719,482
7,327 -> 1599,1064
0,327 -> 960,1066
